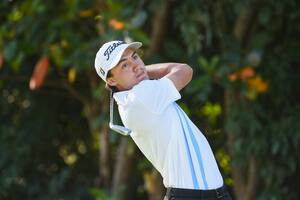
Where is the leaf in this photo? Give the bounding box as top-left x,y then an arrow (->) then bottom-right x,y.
68,68 -> 76,84
50,44 -> 63,67
78,9 -> 93,18
245,88 -> 258,101
247,75 -> 268,93
29,56 -> 50,90
211,56 -> 220,69
8,8 -> 23,22
186,75 -> 211,93
228,73 -> 238,82
109,19 -> 125,30
198,57 -> 209,70
240,66 -> 255,80
3,41 -> 17,61
198,56 -> 217,75
201,102 -> 222,124
89,188 -> 111,200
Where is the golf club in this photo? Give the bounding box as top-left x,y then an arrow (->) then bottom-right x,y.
109,91 -> 131,136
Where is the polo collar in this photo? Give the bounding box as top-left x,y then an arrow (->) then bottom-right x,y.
113,90 -> 129,106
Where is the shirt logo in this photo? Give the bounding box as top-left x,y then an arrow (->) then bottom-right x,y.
104,41 -> 125,61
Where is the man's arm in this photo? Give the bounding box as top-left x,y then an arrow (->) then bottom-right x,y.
146,63 -> 193,91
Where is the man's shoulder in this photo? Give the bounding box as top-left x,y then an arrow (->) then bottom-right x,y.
132,77 -> 170,92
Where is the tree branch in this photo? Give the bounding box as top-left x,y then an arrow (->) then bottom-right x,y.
0,74 -> 89,105
61,80 -> 89,105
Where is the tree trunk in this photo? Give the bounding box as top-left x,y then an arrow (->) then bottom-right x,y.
146,0 -> 174,57
233,0 -> 262,47
223,1 -> 263,199
84,71 -> 112,189
225,91 -> 258,200
143,170 -> 165,200
111,138 -> 137,200
99,125 -> 111,187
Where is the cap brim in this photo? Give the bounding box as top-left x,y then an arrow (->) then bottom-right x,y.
107,42 -> 142,73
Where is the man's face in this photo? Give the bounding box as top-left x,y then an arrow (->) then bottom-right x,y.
107,48 -> 148,91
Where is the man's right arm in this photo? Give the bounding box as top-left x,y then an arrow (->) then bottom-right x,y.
146,63 -> 193,91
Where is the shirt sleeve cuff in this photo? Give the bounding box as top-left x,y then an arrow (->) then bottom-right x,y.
160,77 -> 181,101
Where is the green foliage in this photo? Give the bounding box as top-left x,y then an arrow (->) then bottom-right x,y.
90,187 -> 111,200
173,0 -> 300,199
0,85 -> 98,199
1,0 -> 299,199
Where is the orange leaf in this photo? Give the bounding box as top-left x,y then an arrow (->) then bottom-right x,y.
29,56 -> 50,90
79,9 -> 93,18
109,19 -> 125,30
228,73 -> 238,82
0,50 -> 3,69
247,75 -> 268,93
257,80 -> 268,93
247,76 -> 260,88
240,66 -> 255,80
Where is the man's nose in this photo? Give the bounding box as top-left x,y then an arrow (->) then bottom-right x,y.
131,60 -> 139,72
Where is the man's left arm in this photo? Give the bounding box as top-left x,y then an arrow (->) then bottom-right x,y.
146,63 -> 193,91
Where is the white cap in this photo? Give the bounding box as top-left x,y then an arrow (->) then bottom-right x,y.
94,40 -> 142,82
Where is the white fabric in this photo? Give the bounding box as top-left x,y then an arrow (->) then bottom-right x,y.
113,77 -> 224,189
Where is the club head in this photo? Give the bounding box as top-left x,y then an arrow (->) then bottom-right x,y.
109,122 -> 131,136
109,91 -> 131,136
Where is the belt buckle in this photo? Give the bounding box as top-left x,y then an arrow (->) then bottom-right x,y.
167,188 -> 175,199
215,188 -> 224,199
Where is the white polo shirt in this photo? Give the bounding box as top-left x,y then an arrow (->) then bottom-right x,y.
113,77 -> 224,190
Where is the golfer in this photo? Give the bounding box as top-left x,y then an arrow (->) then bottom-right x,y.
94,40 -> 232,200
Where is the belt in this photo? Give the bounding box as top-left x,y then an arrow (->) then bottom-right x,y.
166,185 -> 228,199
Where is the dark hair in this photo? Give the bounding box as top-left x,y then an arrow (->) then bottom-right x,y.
105,70 -> 118,92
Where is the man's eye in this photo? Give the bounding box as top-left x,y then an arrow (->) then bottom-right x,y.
133,55 -> 138,60
122,63 -> 128,68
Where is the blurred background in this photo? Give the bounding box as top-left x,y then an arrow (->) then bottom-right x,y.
0,0 -> 299,199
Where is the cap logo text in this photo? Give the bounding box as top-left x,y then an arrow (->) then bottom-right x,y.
104,41 -> 125,61
99,67 -> 105,76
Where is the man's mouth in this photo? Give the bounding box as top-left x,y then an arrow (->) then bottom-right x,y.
136,71 -> 146,80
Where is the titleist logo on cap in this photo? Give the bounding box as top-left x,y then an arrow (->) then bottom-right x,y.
99,67 -> 105,76
104,41 -> 125,61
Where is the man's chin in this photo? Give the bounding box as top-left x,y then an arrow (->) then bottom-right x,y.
131,80 -> 144,88
137,73 -> 148,82
127,77 -> 149,90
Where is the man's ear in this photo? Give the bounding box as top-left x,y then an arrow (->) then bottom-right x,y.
107,77 -> 117,86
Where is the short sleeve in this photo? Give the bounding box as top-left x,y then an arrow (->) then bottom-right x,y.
130,77 -> 181,114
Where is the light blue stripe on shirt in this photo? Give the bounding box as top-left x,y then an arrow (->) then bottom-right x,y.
176,104 -> 208,189
174,104 -> 200,189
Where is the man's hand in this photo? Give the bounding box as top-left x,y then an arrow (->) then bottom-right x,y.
146,63 -> 193,91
